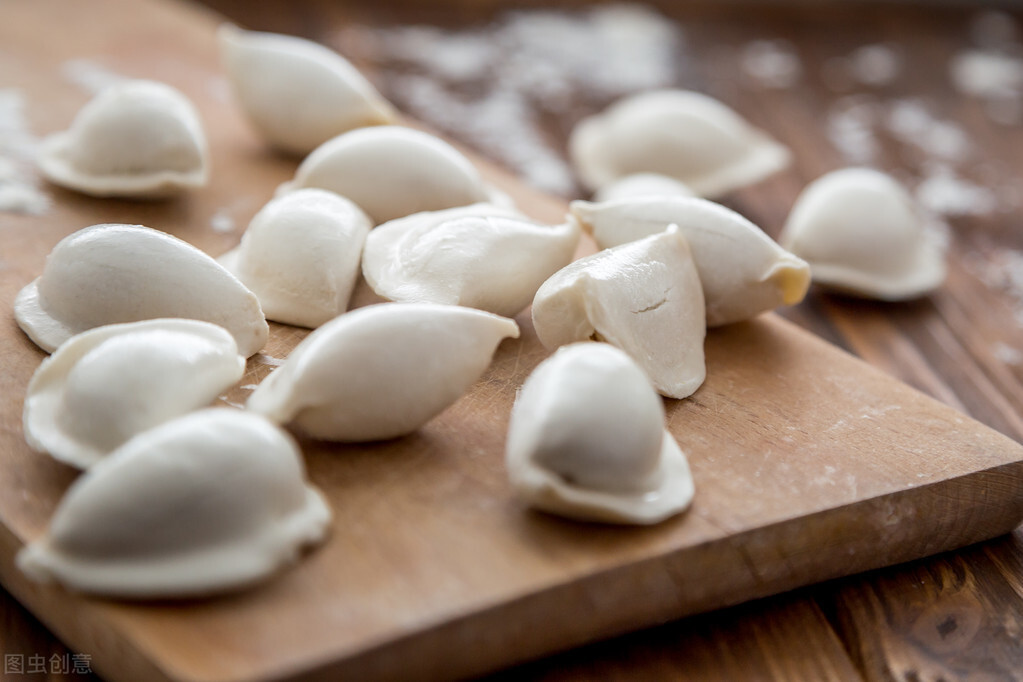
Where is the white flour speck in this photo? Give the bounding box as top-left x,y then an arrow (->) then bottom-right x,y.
848,44 -> 902,86
915,163 -> 997,217
826,96 -> 879,165
0,89 -> 51,215
254,353 -> 285,367
210,208 -> 236,234
994,342 -> 1022,366
740,39 -> 802,89
61,58 -> 128,94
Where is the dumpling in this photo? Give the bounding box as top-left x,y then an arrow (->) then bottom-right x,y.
37,79 -> 208,198
570,197 -> 810,326
23,319 -> 245,470
531,226 -> 706,400
506,342 -> 694,525
362,205 -> 580,317
15,224 -> 268,356
278,126 -> 498,224
219,24 -> 396,155
219,189 -> 372,328
17,409 -> 331,599
570,89 -> 790,199
779,168 -> 947,300
248,303 -> 519,441
593,172 -> 696,202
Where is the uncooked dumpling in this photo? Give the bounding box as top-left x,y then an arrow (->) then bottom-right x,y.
37,79 -> 208,198
23,319 -> 245,470
506,342 -> 694,525
570,196 -> 810,326
219,189 -> 372,328
593,172 -> 696,202
362,205 -> 580,317
570,89 -> 790,198
531,226 -> 706,399
779,167 -> 947,300
247,303 -> 519,441
219,24 -> 396,155
17,409 -> 331,599
14,224 -> 268,356
278,126 -> 497,224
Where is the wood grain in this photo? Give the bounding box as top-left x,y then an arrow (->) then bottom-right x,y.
2,1 -> 1023,681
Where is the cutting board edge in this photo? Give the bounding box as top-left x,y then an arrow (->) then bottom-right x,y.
214,459 -> 1023,682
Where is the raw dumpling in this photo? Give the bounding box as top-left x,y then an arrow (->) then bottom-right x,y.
15,224 -> 268,356
23,319 -> 245,470
593,172 -> 696,202
779,168 -> 947,300
248,303 -> 519,441
219,189 -> 372,328
570,197 -> 810,326
531,226 -> 706,400
17,409 -> 331,599
506,343 -> 694,525
362,205 -> 580,317
278,126 -> 496,224
570,89 -> 790,198
37,79 -> 208,198
219,24 -> 396,155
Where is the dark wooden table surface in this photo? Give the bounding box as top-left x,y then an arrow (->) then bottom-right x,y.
4,1 -> 1023,679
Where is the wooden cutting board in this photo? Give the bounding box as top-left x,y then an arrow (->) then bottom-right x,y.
1,1 -> 1022,681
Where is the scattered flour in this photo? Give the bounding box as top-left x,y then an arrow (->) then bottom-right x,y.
338,3 -> 682,195
740,40 -> 802,89
951,12 -> 1023,125
847,44 -> 902,86
60,58 -> 128,94
826,96 -> 880,165
210,208 -> 236,234
964,249 -> 1023,327
914,163 -> 997,218
254,353 -> 285,367
885,99 -> 971,163
0,89 -> 51,215
993,342 -> 1022,366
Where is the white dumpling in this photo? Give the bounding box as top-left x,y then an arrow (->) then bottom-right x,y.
17,409 -> 331,599
531,226 -> 706,400
362,205 -> 580,317
506,343 -> 694,525
780,168 -> 947,300
570,197 -> 810,326
593,172 -> 696,202
278,126 -> 497,224
219,189 -> 372,328
248,303 -> 519,441
23,319 -> 245,470
570,89 -> 790,199
219,24 -> 396,155
37,79 -> 208,198
15,224 -> 268,356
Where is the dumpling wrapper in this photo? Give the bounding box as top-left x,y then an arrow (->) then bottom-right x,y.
219,189 -> 372,328
363,205 -> 580,317
278,126 -> 502,224
248,303 -> 519,441
531,226 -> 706,400
219,24 -> 396,155
570,196 -> 810,326
37,79 -> 208,198
23,319 -> 245,470
570,89 -> 790,199
506,342 -> 694,525
593,172 -> 696,203
15,223 -> 268,356
17,409 -> 331,599
780,167 -> 947,300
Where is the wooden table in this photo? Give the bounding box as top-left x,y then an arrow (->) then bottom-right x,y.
3,0 -> 1023,679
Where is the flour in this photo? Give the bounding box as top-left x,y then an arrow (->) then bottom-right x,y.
848,44 -> 902,86
965,249 -> 1023,327
826,96 -> 880,165
740,40 -> 801,89
60,58 -> 128,94
0,89 -> 51,215
210,208 -> 236,234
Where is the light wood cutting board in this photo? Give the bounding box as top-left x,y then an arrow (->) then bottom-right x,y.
1,1 -> 1022,681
